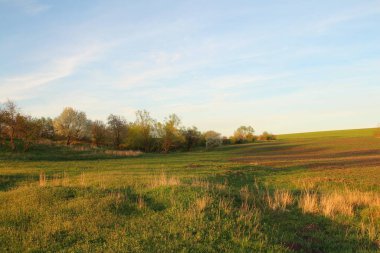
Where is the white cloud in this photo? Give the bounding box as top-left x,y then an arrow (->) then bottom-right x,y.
0,44 -> 107,100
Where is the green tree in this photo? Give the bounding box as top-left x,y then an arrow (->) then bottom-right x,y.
134,110 -> 156,152
160,114 -> 184,153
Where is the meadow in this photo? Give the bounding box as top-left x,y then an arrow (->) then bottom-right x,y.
1,128 -> 380,252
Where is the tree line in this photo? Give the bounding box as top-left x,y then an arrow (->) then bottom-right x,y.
0,100 -> 276,152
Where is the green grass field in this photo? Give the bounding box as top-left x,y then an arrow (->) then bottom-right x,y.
1,128 -> 380,252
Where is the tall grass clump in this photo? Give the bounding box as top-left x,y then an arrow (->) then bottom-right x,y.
150,173 -> 180,187
266,189 -> 293,211
39,172 -> 46,187
298,191 -> 319,214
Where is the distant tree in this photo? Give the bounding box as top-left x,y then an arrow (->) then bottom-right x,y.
107,114 -> 127,149
204,130 -> 222,149
134,110 -> 156,152
0,105 -> 5,146
2,100 -> 20,150
160,114 -> 184,153
53,107 -> 89,145
38,117 -> 55,139
91,120 -> 107,147
222,136 -> 232,145
258,131 -> 276,141
232,125 -> 255,144
181,126 -> 201,151
16,115 -> 42,151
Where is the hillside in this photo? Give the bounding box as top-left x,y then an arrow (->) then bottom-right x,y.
0,128 -> 380,252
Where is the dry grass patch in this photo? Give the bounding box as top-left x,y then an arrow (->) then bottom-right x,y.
137,194 -> 145,209
190,178 -> 210,190
266,190 -> 293,211
150,173 -> 180,188
39,172 -> 46,187
218,197 -> 233,215
103,150 -> 143,157
195,195 -> 212,212
299,191 -> 319,214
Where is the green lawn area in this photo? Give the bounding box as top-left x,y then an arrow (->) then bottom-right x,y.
1,128 -> 380,252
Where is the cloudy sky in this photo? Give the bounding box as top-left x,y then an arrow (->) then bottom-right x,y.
1,0 -> 380,135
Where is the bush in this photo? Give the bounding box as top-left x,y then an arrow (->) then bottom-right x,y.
204,131 -> 222,149
258,131 -> 276,141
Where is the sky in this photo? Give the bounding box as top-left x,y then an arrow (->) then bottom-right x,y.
1,0 -> 380,135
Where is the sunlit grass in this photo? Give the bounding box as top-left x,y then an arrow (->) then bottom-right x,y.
1,128 -> 380,251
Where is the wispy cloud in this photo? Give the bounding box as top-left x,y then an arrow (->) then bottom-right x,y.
0,0 -> 50,14
313,2 -> 380,33
0,44 -> 108,100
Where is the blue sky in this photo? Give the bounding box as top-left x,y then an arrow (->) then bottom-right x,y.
1,0 -> 380,135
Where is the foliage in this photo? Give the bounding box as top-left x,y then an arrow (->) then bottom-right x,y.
258,131 -> 276,141
53,107 -> 89,145
231,125 -> 255,144
181,126 -> 202,151
91,120 -> 107,147
160,114 -> 184,153
0,100 -> 276,153
107,114 -> 127,149
128,110 -> 157,152
204,130 -> 222,149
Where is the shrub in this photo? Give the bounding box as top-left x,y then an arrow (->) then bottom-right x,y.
258,131 -> 276,141
204,130 -> 222,149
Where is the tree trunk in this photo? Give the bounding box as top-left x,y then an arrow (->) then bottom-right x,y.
10,128 -> 15,151
66,136 -> 71,146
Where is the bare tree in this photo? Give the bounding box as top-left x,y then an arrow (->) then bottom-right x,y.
53,107 -> 89,145
39,117 -> 55,139
2,100 -> 19,150
0,105 -> 5,146
91,120 -> 107,147
16,115 -> 42,151
107,114 -> 127,149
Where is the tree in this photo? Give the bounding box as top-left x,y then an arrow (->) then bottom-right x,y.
39,117 -> 55,139
2,100 -> 20,150
204,130 -> 222,149
0,106 -> 5,146
258,131 -> 276,141
232,125 -> 255,144
181,126 -> 201,151
91,120 -> 107,147
53,107 -> 89,145
133,110 -> 156,152
160,114 -> 184,153
107,114 -> 127,149
16,115 -> 42,151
